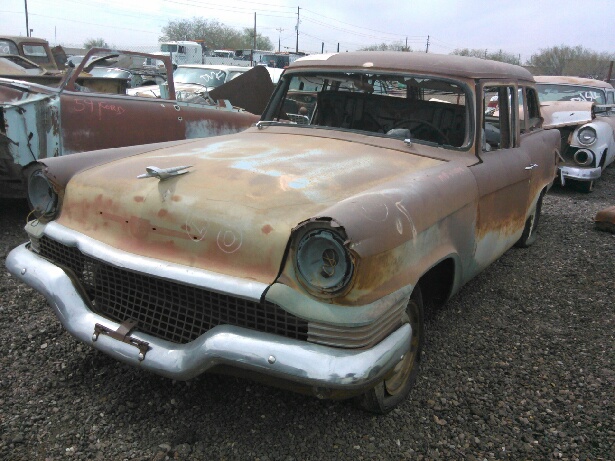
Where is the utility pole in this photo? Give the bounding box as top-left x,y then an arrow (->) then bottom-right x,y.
321,42 -> 324,53
253,13 -> 257,51
405,37 -> 408,51
24,0 -> 30,37
276,28 -> 284,53
425,35 -> 430,53
295,7 -> 300,53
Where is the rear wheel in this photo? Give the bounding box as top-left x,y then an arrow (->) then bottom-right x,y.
356,285 -> 424,414
516,190 -> 544,248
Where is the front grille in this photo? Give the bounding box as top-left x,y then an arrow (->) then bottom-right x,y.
38,236 -> 308,344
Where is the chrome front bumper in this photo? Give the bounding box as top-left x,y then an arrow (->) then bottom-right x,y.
559,165 -> 601,185
6,243 -> 412,391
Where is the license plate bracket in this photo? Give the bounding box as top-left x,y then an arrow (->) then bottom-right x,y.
92,319 -> 150,361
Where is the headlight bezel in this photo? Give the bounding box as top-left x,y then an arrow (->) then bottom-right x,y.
573,149 -> 595,167
577,126 -> 597,146
27,167 -> 59,219
293,224 -> 355,297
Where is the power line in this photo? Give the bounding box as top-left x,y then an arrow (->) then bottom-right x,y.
301,7 -> 412,40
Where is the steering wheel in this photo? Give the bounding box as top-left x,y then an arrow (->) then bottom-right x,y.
391,119 -> 450,145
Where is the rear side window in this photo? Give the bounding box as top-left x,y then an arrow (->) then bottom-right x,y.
0,39 -> 19,55
21,44 -> 52,65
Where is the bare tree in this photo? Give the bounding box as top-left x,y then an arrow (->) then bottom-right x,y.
529,45 -> 615,79
451,48 -> 520,65
84,38 -> 108,49
239,28 -> 273,51
359,42 -> 411,52
160,18 -> 272,51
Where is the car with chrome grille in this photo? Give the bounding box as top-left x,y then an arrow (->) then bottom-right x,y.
536,76 -> 615,192
6,52 -> 560,413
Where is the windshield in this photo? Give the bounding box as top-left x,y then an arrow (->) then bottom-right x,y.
263,71 -> 471,148
89,67 -> 131,79
537,84 -> 607,104
161,44 -> 178,53
173,67 -> 229,87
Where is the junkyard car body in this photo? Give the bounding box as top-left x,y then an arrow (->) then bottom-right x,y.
126,64 -> 250,99
0,36 -> 61,72
0,54 -> 47,76
87,66 -> 153,88
536,76 -> 615,191
6,52 -> 560,411
0,48 -> 259,198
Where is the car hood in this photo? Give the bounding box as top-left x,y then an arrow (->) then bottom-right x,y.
540,101 -> 595,128
55,130 -> 445,284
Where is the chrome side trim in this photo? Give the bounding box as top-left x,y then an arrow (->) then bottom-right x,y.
35,221 -> 268,302
6,243 -> 412,389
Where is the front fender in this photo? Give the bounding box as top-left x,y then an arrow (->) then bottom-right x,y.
569,119 -> 615,163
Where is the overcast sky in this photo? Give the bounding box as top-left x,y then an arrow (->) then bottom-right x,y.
1,0 -> 613,61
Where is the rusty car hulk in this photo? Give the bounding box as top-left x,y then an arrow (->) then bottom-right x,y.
536,76 -> 615,193
6,52 -> 560,413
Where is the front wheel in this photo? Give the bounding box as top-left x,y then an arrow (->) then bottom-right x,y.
356,285 -> 424,414
576,180 -> 594,193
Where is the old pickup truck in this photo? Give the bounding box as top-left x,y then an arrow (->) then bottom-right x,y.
0,47 -> 259,199
0,35 -> 65,72
6,52 -> 560,413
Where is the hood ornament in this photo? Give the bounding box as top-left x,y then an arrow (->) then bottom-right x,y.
137,165 -> 192,180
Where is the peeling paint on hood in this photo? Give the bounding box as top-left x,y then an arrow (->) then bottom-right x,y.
55,130 -> 444,284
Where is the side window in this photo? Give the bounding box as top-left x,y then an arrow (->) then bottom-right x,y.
518,88 -> 525,132
178,46 -> 185,54
21,44 -> 52,65
483,85 -> 515,151
525,87 -> 542,131
0,39 -> 19,55
607,91 -> 615,105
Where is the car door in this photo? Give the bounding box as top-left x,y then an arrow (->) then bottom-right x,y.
470,82 -> 531,271
519,86 -> 558,200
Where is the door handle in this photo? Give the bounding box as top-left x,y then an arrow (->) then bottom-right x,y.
525,163 -> 538,170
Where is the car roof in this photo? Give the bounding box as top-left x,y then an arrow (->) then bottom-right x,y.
177,64 -> 249,72
289,51 -> 534,81
0,36 -> 50,46
534,75 -> 614,89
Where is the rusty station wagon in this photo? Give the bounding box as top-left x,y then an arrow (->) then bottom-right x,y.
6,52 -> 560,413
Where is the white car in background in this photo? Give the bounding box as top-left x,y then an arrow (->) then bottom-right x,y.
127,64 -> 250,99
536,76 -> 615,192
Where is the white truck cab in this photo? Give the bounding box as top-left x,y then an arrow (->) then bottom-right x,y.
144,41 -> 203,69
